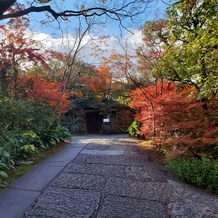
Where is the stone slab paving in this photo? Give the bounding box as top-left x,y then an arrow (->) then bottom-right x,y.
0,136 -> 89,218
20,136 -> 218,217
0,188 -> 40,218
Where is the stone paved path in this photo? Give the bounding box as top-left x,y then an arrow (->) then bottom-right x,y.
22,136 -> 218,218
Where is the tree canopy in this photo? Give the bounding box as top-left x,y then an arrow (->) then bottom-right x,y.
154,0 -> 218,98
130,0 -> 218,154
136,18 -> 170,84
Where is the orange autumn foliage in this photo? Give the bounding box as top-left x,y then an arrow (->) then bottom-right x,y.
130,81 -> 218,152
21,75 -> 70,113
82,66 -> 113,98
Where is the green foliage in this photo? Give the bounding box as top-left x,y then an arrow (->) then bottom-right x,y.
128,120 -> 143,138
22,131 -> 44,149
0,98 -> 61,158
0,98 -> 72,187
55,125 -> 72,142
40,124 -> 72,147
0,147 -> 14,168
0,147 -> 14,188
1,131 -> 44,159
19,145 -> 36,159
1,115 -> 71,159
155,0 -> 218,99
0,169 -> 8,188
61,115 -> 83,134
0,98 -> 54,134
167,156 -> 218,192
212,146 -> 218,160
0,125 -> 71,187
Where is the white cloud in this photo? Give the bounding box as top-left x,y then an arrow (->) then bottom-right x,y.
31,28 -> 143,59
1,26 -> 144,66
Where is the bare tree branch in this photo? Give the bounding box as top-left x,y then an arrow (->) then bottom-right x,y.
0,0 -> 158,22
0,0 -> 16,16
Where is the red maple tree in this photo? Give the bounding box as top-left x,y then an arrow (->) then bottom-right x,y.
131,81 -> 218,154
0,10 -> 50,99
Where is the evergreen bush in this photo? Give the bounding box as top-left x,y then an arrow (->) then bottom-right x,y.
128,120 -> 143,138
167,156 -> 218,192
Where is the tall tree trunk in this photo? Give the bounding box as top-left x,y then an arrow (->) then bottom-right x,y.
0,68 -> 9,97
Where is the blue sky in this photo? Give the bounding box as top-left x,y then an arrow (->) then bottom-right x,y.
17,0 -> 169,37
2,0 -> 169,65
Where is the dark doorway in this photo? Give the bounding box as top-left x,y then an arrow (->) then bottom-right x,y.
86,112 -> 103,134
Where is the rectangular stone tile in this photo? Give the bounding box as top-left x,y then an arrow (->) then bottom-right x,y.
81,149 -> 124,155
116,138 -> 140,143
72,154 -> 90,163
85,143 -> 111,150
145,167 -> 178,182
64,163 -> 127,177
85,155 -> 143,166
103,177 -> 176,203
49,173 -> 107,191
64,163 -> 154,182
41,147 -> 83,163
123,142 -> 140,146
97,195 -> 167,218
9,166 -> 63,191
168,179 -> 218,207
109,144 -> 140,151
88,139 -> 114,146
167,201 -> 218,218
0,188 -> 40,218
142,161 -> 173,171
124,150 -> 149,161
125,165 -> 155,181
24,187 -> 101,218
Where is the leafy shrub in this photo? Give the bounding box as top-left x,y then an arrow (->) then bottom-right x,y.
0,125 -> 72,187
0,98 -> 54,135
0,98 -> 73,186
22,131 -> 45,149
167,156 -> 218,192
40,124 -> 72,147
1,126 -> 71,160
212,146 -> 218,159
19,145 -> 36,159
0,147 -> 14,188
0,165 -> 8,188
55,125 -> 72,142
1,131 -> 43,159
61,115 -> 83,134
128,120 -> 143,138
